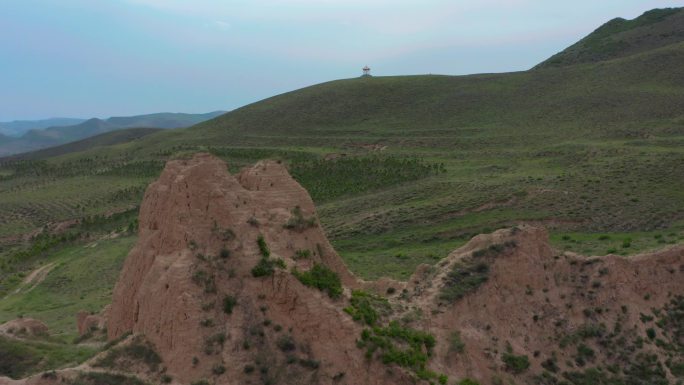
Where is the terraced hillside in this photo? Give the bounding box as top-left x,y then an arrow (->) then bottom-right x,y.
1,7 -> 683,286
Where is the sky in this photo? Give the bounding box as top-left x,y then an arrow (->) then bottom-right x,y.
0,0 -> 682,121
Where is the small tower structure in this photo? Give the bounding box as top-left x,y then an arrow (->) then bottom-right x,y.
362,65 -> 371,77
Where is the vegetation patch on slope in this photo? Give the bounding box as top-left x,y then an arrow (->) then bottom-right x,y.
0,335 -> 97,379
292,263 -> 342,299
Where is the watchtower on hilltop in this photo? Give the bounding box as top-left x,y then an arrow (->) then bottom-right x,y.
362,65 -> 371,77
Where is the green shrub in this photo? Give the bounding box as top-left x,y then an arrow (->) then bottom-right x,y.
299,358 -> 320,369
277,335 -> 296,352
294,249 -> 312,259
293,263 -> 342,299
458,379 -> 481,385
257,235 -> 270,257
212,364 -> 226,375
575,344 -> 594,366
343,290 -> 390,326
219,247 -> 230,259
284,206 -> 316,231
502,351 -> 530,373
358,321 -> 436,376
251,256 -> 286,277
440,261 -> 489,303
222,295 -> 237,314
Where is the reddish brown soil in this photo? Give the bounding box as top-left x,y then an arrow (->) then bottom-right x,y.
0,318 -> 49,338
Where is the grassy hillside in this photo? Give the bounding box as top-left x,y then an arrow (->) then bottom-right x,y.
1,10 -> 682,381
1,17 -> 683,282
4,128 -> 163,162
537,7 -> 684,68
0,236 -> 135,336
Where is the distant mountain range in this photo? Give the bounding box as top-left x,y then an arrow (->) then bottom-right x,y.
0,118 -> 86,137
0,111 -> 226,156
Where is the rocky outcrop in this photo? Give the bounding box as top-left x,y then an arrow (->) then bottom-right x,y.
0,318 -> 48,338
410,226 -> 684,384
76,306 -> 108,337
106,153 -> 408,385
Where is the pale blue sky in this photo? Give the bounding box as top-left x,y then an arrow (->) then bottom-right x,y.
1,0 -> 681,120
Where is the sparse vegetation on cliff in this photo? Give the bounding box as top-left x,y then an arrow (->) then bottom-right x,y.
293,263 -> 342,299
501,348 -> 530,374
0,335 -> 97,379
251,256 -> 286,277
439,261 -> 489,303
283,206 -> 316,231
257,235 -> 270,257
94,336 -> 161,372
68,371 -> 148,385
222,295 -> 237,314
251,235 -> 286,277
343,290 -> 391,326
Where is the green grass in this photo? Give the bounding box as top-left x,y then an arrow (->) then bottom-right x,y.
93,336 -> 161,372
0,236 -> 136,337
0,335 -> 97,379
550,227 -> 684,256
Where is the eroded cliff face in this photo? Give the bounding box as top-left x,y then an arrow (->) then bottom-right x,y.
401,227 -> 684,384
106,153 -> 411,385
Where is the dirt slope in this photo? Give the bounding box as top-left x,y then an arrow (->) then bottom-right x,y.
413,227 -> 684,384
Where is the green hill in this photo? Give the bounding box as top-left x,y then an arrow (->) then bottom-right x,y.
536,7 -> 684,68
4,127 -> 163,162
1,9 -> 683,285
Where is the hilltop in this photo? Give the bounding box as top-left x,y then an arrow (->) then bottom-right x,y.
536,7 -> 684,68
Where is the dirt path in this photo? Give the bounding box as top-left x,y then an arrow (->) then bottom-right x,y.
12,262 -> 57,295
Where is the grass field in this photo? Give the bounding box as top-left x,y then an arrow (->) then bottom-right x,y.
0,236 -> 135,337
